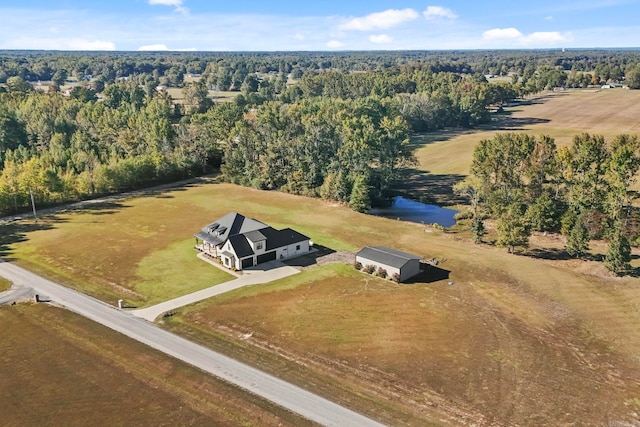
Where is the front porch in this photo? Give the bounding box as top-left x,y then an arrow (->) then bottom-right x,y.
195,237 -> 220,257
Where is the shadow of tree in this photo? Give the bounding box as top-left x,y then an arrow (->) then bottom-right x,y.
484,115 -> 551,131
524,248 -> 572,261
0,178 -> 218,261
396,169 -> 467,206
0,219 -> 61,260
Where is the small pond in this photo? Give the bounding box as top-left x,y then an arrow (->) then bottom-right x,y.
368,196 -> 457,227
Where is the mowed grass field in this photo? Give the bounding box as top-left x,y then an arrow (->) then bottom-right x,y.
0,303 -> 313,427
3,176 -> 640,425
415,88 -> 640,178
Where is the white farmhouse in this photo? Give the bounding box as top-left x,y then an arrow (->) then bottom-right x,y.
195,212 -> 311,270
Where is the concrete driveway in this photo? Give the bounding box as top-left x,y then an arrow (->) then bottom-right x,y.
130,260 -> 300,321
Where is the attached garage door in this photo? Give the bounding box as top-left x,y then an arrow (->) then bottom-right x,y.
257,251 -> 276,264
241,258 -> 254,269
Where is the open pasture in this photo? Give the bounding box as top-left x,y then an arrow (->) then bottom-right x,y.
4,179 -> 640,424
415,89 -> 640,177
407,88 -> 640,206
0,303 -> 311,426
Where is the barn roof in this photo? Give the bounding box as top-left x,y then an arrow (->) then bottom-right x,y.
356,246 -> 421,269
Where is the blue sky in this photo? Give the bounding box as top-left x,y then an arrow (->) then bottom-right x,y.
0,0 -> 639,51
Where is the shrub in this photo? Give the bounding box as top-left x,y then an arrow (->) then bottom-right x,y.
392,273 -> 401,283
376,267 -> 387,278
454,209 -> 473,221
363,265 -> 376,274
354,261 -> 363,270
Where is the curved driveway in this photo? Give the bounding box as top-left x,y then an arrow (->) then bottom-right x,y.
131,259 -> 300,321
0,260 -> 385,427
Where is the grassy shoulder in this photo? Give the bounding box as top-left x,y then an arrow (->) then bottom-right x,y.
0,276 -> 11,292
0,303 -> 313,427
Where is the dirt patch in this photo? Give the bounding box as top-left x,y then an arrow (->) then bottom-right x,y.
284,246 -> 355,269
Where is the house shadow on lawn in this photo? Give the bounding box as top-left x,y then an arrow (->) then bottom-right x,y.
405,262 -> 450,284
283,244 -> 337,268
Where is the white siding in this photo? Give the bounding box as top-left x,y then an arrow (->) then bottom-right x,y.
355,256 -> 420,282
248,239 -> 266,254
275,240 -> 310,261
355,255 -> 400,279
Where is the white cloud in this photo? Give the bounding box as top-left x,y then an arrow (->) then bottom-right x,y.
1,37 -> 115,50
482,27 -> 572,46
423,6 -> 457,20
293,33 -> 305,40
326,40 -> 345,48
148,0 -> 189,15
138,44 -> 196,51
482,27 -> 524,40
523,31 -> 572,45
339,8 -> 419,31
545,16 -> 554,21
138,43 -> 169,51
369,34 -> 393,44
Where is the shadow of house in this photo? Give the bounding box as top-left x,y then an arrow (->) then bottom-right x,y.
404,262 -> 450,284
283,244 -> 336,268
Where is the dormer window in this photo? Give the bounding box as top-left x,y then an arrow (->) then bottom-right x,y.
256,242 -> 263,250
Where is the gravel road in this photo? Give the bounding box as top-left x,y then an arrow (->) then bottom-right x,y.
0,260 -> 386,427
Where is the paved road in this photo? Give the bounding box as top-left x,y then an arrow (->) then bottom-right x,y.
0,260 -> 385,427
131,259 -> 300,321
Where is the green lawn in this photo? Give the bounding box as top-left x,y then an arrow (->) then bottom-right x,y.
132,238 -> 233,306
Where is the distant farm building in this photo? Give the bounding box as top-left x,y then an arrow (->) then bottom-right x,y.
195,212 -> 311,270
356,246 -> 421,283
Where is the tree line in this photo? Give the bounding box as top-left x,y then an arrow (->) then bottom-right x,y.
0,58 -> 510,216
456,132 -> 640,275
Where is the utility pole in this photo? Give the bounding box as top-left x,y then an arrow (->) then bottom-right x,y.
29,188 -> 37,222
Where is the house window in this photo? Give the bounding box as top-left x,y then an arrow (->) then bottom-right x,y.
256,242 -> 263,250
296,244 -> 301,251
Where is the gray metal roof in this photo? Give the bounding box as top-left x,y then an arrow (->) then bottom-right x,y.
356,246 -> 421,269
195,212 -> 267,246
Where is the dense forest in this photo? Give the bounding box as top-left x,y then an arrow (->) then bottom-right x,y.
2,49 -> 640,268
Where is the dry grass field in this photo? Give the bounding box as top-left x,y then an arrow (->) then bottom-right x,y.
3,88 -> 640,425
3,178 -> 640,425
407,88 -> 640,205
415,88 -> 640,176
0,303 -> 313,426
